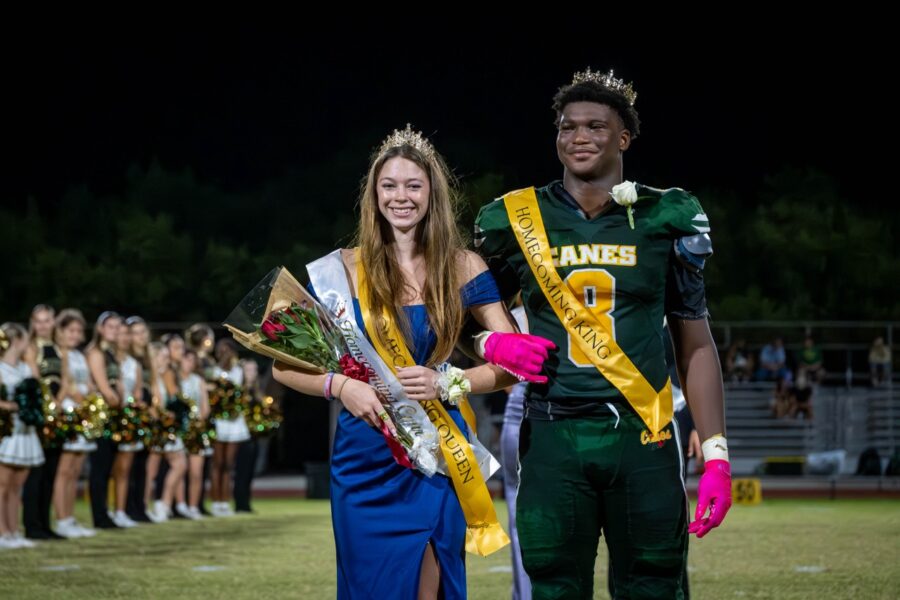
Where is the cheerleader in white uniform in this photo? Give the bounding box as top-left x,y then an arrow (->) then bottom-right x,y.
209,339 -> 248,517
125,316 -> 154,522
185,323 -> 215,380
144,342 -> 187,523
0,323 -> 44,549
210,338 -> 244,384
186,323 -> 216,515
51,309 -> 98,538
86,312 -> 123,529
108,326 -> 143,528
22,304 -> 64,540
176,349 -> 209,520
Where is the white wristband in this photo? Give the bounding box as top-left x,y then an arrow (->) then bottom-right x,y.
473,331 -> 492,359
701,434 -> 729,463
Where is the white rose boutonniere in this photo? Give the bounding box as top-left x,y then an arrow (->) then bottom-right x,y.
610,180 -> 639,229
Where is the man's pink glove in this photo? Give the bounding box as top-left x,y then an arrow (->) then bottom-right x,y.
688,459 -> 732,538
481,332 -> 556,384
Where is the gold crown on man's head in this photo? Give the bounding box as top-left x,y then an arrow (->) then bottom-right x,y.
378,123 -> 435,161
571,68 -> 637,106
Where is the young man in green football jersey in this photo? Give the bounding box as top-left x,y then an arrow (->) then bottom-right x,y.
474,68 -> 732,599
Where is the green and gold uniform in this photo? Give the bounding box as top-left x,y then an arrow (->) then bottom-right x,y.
476,180 -> 711,599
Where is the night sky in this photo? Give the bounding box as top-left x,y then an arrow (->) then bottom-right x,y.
6,27 -> 872,210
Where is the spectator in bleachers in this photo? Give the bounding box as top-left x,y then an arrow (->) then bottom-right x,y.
771,377 -> 793,418
771,375 -> 814,420
869,336 -> 892,387
756,337 -> 790,382
791,371 -> 814,420
724,338 -> 754,383
798,335 -> 825,384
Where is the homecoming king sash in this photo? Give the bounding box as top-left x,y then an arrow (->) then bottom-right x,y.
503,188 -> 673,434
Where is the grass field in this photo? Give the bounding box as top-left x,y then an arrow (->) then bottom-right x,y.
0,498 -> 897,599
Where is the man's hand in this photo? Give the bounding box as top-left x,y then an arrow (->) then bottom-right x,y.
688,459 -> 732,538
478,332 -> 556,384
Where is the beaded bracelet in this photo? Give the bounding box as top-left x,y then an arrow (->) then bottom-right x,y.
323,372 -> 335,400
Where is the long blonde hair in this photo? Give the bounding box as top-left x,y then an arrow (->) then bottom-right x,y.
86,311 -> 121,354
354,144 -> 465,367
126,316 -> 154,377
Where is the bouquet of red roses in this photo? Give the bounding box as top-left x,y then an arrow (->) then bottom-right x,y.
224,267 -> 429,473
258,302 -> 344,372
225,267 -> 345,372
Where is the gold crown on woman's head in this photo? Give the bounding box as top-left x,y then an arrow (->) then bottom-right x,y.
571,68 -> 637,106
378,123 -> 435,161
0,329 -> 8,352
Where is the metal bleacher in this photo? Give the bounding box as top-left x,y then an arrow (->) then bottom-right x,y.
724,383 -> 814,474
725,382 -> 899,476
712,321 -> 899,476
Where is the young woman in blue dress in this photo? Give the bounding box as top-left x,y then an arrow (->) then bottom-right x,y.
272,125 -> 551,599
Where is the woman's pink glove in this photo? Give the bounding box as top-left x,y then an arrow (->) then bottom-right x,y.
481,332 -> 556,384
688,459 -> 732,538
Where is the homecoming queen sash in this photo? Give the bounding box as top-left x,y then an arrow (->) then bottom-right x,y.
502,188 -> 673,434
307,251 -> 507,555
353,257 -> 509,556
308,250 -> 439,475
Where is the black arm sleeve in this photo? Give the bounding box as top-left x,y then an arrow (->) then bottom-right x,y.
665,247 -> 709,320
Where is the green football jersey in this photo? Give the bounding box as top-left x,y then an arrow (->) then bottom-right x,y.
475,180 -> 709,405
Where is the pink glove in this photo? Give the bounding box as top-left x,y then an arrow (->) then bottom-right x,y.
688,459 -> 732,538
483,332 -> 556,384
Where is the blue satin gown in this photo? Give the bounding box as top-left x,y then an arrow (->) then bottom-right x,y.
324,271 -> 500,599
